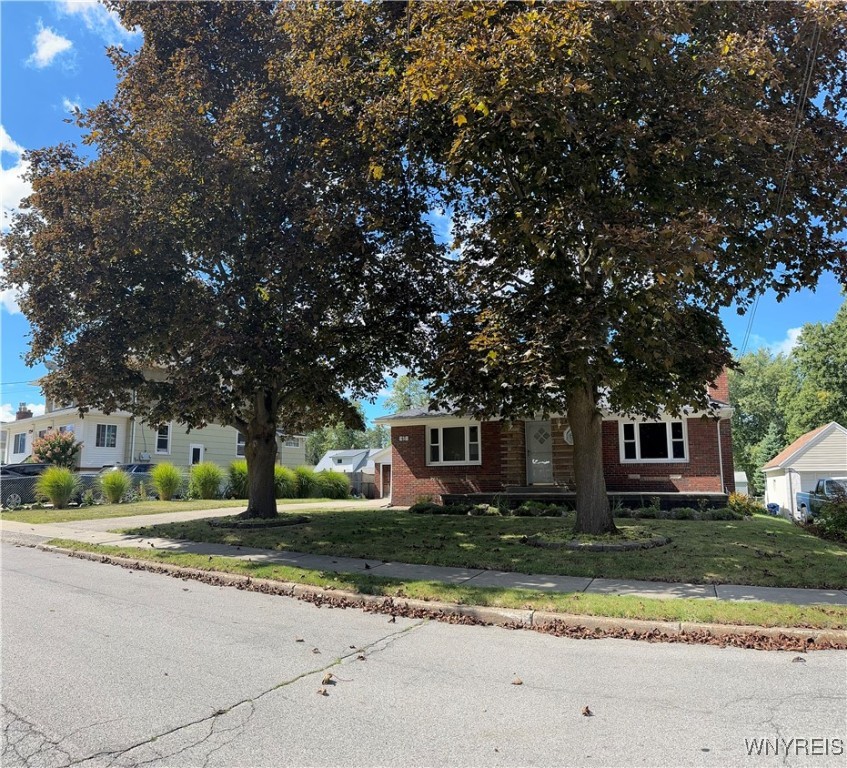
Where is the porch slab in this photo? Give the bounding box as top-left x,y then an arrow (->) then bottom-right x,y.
714,584 -> 847,606
463,570 -> 593,593
367,562 -> 484,583
586,578 -> 718,600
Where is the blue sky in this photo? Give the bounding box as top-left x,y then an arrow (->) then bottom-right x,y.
1,2 -> 844,427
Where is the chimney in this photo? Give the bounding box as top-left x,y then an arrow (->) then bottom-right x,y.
15,402 -> 33,421
707,370 -> 730,404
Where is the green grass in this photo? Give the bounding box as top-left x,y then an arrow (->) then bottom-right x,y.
48,540 -> 847,630
0,498 -> 334,525
126,510 -> 847,589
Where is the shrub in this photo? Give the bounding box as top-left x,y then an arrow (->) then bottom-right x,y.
727,492 -> 763,517
189,462 -> 224,500
669,507 -> 697,520
99,469 -> 131,504
314,470 -> 350,499
631,506 -> 658,519
35,467 -> 80,509
31,430 -> 82,469
468,504 -> 501,516
816,490 -> 847,540
151,463 -> 183,501
228,460 -> 249,498
294,466 -> 317,498
81,489 -> 95,507
274,466 -> 298,499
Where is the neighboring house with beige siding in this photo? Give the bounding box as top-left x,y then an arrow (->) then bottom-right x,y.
2,400 -> 305,471
762,422 -> 847,519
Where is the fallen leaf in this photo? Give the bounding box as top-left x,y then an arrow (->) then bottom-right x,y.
322,673 -> 334,685
357,655 -> 366,661
512,677 -> 523,686
792,656 -> 806,663
312,648 -> 321,654
317,688 -> 328,696
582,706 -> 593,717
295,638 -> 304,643
388,616 -> 396,623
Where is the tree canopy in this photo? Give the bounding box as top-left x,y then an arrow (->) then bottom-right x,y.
289,1 -> 847,532
2,2 -> 444,517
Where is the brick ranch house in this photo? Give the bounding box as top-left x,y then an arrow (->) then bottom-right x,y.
374,374 -> 735,508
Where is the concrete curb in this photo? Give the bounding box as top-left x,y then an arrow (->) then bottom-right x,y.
38,543 -> 847,648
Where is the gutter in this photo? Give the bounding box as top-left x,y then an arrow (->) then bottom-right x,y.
716,418 -> 726,494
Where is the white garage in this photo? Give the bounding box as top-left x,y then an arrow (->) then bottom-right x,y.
762,422 -> 847,519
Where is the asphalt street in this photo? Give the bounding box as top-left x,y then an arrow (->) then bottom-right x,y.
2,543 -> 845,768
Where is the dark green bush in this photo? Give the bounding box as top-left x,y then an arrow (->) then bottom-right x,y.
669,507 -> 697,520
408,501 -> 471,515
631,506 -> 658,519
468,504 -> 500,516
274,466 -> 298,499
314,470 -> 350,499
816,491 -> 847,540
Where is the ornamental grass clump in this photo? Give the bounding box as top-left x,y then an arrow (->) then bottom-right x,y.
294,465 -> 316,498
35,467 -> 80,509
274,466 -> 298,499
99,469 -> 131,504
31,430 -> 82,469
189,462 -> 224,499
314,470 -> 350,499
228,460 -> 248,498
151,462 -> 183,501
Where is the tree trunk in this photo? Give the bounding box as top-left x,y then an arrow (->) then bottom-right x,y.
567,380 -> 617,535
242,419 -> 279,519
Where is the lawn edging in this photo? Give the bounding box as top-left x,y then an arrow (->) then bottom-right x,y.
38,542 -> 847,650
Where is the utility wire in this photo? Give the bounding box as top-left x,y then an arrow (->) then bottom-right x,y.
738,20 -> 821,357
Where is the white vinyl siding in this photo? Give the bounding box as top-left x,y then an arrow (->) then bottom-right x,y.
790,429 -> 847,472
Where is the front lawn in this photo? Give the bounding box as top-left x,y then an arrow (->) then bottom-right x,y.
49,540 -> 847,630
126,510 -> 847,589
0,498 -> 330,525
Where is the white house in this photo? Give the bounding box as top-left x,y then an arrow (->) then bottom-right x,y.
762,422 -> 847,519
314,448 -> 383,497
2,400 -> 306,472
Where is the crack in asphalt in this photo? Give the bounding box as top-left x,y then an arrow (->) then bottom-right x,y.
40,619 -> 428,768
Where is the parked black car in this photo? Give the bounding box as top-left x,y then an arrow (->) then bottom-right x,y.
2,462 -> 52,477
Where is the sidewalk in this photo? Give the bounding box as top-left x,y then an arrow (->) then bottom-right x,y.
3,507 -> 847,607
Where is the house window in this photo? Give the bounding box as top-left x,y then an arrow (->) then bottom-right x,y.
38,430 -> 48,439
284,437 -> 300,448
427,423 -> 481,466
13,433 -> 26,453
619,420 -> 687,463
156,424 -> 171,454
236,432 -> 246,457
59,424 -> 74,434
95,424 -> 117,448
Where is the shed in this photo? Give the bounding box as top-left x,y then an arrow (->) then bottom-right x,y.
733,471 -> 749,496
761,422 -> 847,519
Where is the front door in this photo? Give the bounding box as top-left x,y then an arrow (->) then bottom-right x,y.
526,421 -> 554,485
189,444 -> 204,465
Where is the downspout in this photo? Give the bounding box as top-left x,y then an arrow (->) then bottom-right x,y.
716,418 -> 725,495
129,389 -> 137,464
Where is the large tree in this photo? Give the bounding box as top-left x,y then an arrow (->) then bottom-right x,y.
290,1 -> 847,533
2,2 -> 443,517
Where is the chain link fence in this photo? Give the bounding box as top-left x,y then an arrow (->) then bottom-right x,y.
1,474 -> 100,509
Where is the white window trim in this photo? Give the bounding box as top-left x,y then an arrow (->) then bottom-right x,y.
426,422 -> 482,467
236,431 -> 246,457
96,424 -> 118,449
13,433 -> 26,453
155,422 -> 172,455
618,419 -> 689,464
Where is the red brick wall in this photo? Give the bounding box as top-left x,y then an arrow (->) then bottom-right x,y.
390,422 -> 503,506
708,369 -> 730,403
602,417 -> 730,493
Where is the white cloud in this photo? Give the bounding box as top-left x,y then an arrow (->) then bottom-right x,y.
56,1 -> 140,45
0,402 -> 46,422
62,96 -> 82,114
1,125 -> 32,313
771,327 -> 802,357
27,23 -> 74,68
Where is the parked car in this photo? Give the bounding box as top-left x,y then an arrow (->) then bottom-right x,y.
1,462 -> 52,477
1,466 -> 38,507
796,478 -> 847,521
99,463 -> 155,477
